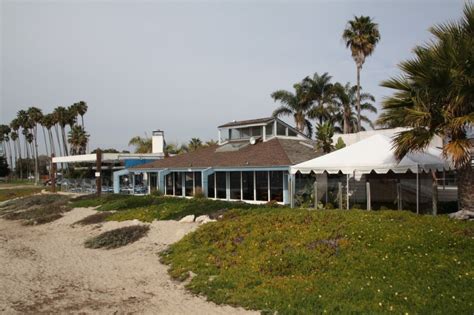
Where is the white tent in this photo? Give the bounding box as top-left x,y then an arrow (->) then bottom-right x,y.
291,134 -> 451,176
289,134 -> 452,212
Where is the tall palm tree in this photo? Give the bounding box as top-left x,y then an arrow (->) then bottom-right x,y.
10,118 -> 22,178
75,101 -> 88,129
53,106 -> 69,156
42,114 -> 56,156
377,3 -> 473,212
342,16 -> 381,132
301,72 -> 336,125
128,136 -> 152,153
68,125 -> 89,155
271,83 -> 314,137
27,107 -> 43,184
10,131 -> 18,177
332,82 -> 377,134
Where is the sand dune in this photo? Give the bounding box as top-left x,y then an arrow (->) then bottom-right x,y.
0,207 -> 255,314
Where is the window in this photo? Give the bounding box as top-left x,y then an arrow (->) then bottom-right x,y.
242,171 -> 254,200
208,173 -> 215,198
266,122 -> 274,138
174,172 -> 183,196
241,128 -> 251,138
185,172 -> 193,196
165,173 -> 173,195
256,171 -> 269,201
288,128 -> 297,137
230,129 -> 241,139
194,172 -> 202,194
277,122 -> 286,136
251,126 -> 262,137
216,172 -> 227,199
230,172 -> 241,200
270,171 -> 283,202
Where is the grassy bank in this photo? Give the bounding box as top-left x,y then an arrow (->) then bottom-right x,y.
160,209 -> 474,314
0,186 -> 44,202
71,194 -> 270,222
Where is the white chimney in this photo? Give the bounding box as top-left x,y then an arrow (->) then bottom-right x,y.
152,130 -> 165,155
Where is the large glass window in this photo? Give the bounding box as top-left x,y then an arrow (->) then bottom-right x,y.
266,122 -> 274,138
230,172 -> 241,200
277,122 -> 286,136
216,172 -> 227,199
251,127 -> 262,137
165,173 -> 173,195
208,173 -> 215,198
174,172 -> 183,196
256,171 -> 269,201
288,128 -> 297,137
194,172 -> 202,195
270,171 -> 283,202
185,172 -> 193,196
242,171 -> 254,200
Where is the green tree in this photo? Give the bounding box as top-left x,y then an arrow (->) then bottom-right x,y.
128,136 -> 152,153
271,83 -> 314,137
188,138 -> 203,151
0,155 -> 10,177
301,72 -> 336,125
335,137 -> 346,150
315,122 -> 335,153
68,125 -> 89,155
332,82 -> 377,134
377,3 -> 474,211
343,15 -> 381,132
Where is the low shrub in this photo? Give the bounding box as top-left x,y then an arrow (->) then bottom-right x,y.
73,212 -> 114,225
1,194 -> 72,225
84,225 -> 150,249
0,187 -> 43,202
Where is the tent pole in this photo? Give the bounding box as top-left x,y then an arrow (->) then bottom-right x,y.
313,179 -> 318,209
397,180 -> 402,210
416,165 -> 419,215
338,181 -> 342,210
346,174 -> 349,210
366,180 -> 371,210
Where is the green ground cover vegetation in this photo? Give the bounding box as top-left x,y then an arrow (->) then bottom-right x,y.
160,208 -> 474,314
84,225 -> 150,249
0,186 -> 44,202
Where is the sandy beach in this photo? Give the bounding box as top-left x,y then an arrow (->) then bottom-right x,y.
0,207 -> 255,314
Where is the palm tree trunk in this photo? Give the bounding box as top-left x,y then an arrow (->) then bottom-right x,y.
17,138 -> 23,179
61,126 -> 69,156
42,126 -> 50,157
356,65 -> 362,132
33,126 -> 40,185
54,125 -> 63,156
458,164 -> 473,211
48,129 -> 56,156
7,140 -> 14,174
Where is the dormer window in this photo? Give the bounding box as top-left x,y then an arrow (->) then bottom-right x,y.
218,117 -> 308,144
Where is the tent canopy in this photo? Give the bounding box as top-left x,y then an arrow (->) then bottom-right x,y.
291,134 -> 452,175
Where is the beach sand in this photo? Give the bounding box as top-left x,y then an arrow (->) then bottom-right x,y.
0,207 -> 255,314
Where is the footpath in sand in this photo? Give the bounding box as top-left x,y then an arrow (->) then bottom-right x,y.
0,207 -> 255,314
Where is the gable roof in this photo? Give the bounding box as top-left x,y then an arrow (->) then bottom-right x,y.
132,138 -> 321,170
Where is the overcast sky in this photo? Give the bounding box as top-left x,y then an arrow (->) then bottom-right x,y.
0,0 -> 466,152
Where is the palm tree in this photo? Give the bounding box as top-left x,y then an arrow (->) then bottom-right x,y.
10,118 -> 22,178
342,16 -> 381,132
10,131 -> 19,177
75,101 -> 88,129
315,122 -> 335,153
332,82 -> 377,134
271,83 -> 314,137
27,107 -> 43,184
68,125 -> 89,155
377,3 -> 473,212
42,114 -> 56,156
128,136 -> 152,153
301,72 -> 336,125
188,138 -> 203,151
53,106 -> 69,156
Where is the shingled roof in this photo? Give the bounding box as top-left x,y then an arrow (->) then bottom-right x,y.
131,138 -> 322,170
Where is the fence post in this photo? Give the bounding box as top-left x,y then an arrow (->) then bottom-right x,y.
96,149 -> 102,197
